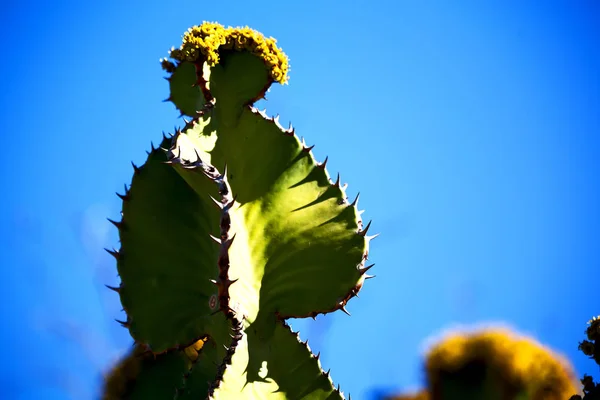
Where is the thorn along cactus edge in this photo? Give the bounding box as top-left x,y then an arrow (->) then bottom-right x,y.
103,22 -> 376,399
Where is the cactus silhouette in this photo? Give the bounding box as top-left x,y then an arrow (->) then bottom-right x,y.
103,22 -> 375,399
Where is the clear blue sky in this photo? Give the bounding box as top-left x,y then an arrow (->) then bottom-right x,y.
1,1 -> 599,399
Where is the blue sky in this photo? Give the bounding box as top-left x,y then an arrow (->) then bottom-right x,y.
1,1 -> 599,399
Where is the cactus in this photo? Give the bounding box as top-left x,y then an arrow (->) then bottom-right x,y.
384,327 -> 579,400
103,22 -> 375,399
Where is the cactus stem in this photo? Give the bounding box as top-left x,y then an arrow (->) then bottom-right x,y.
358,220 -> 372,236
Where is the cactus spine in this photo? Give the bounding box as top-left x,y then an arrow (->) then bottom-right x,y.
103,22 -> 375,399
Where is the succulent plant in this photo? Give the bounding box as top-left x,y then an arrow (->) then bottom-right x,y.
103,22 -> 376,399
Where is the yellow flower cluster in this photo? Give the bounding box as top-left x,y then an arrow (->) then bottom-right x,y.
424,327 -> 578,398
167,22 -> 289,84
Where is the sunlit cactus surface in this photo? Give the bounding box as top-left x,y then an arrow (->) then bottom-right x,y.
103,22 -> 376,400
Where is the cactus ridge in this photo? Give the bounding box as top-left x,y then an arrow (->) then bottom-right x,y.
207,317 -> 245,399
164,138 -> 240,324
105,22 -> 375,399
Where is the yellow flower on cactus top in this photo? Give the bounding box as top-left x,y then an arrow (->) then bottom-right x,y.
424,326 -> 579,399
163,22 -> 289,84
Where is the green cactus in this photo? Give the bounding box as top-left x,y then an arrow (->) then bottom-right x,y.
103,22 -> 375,399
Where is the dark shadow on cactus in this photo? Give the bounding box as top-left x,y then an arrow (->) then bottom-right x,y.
317,203 -> 361,229
287,153 -> 322,189
205,105 -> 318,205
292,185 -> 341,213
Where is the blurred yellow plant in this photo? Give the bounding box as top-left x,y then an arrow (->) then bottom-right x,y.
423,326 -> 579,399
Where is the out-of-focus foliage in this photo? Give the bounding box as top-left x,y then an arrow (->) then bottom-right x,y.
386,326 -> 579,400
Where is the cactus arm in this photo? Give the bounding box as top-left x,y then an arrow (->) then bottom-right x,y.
169,54 -> 373,326
113,135 -> 232,353
210,321 -> 344,399
164,61 -> 208,118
